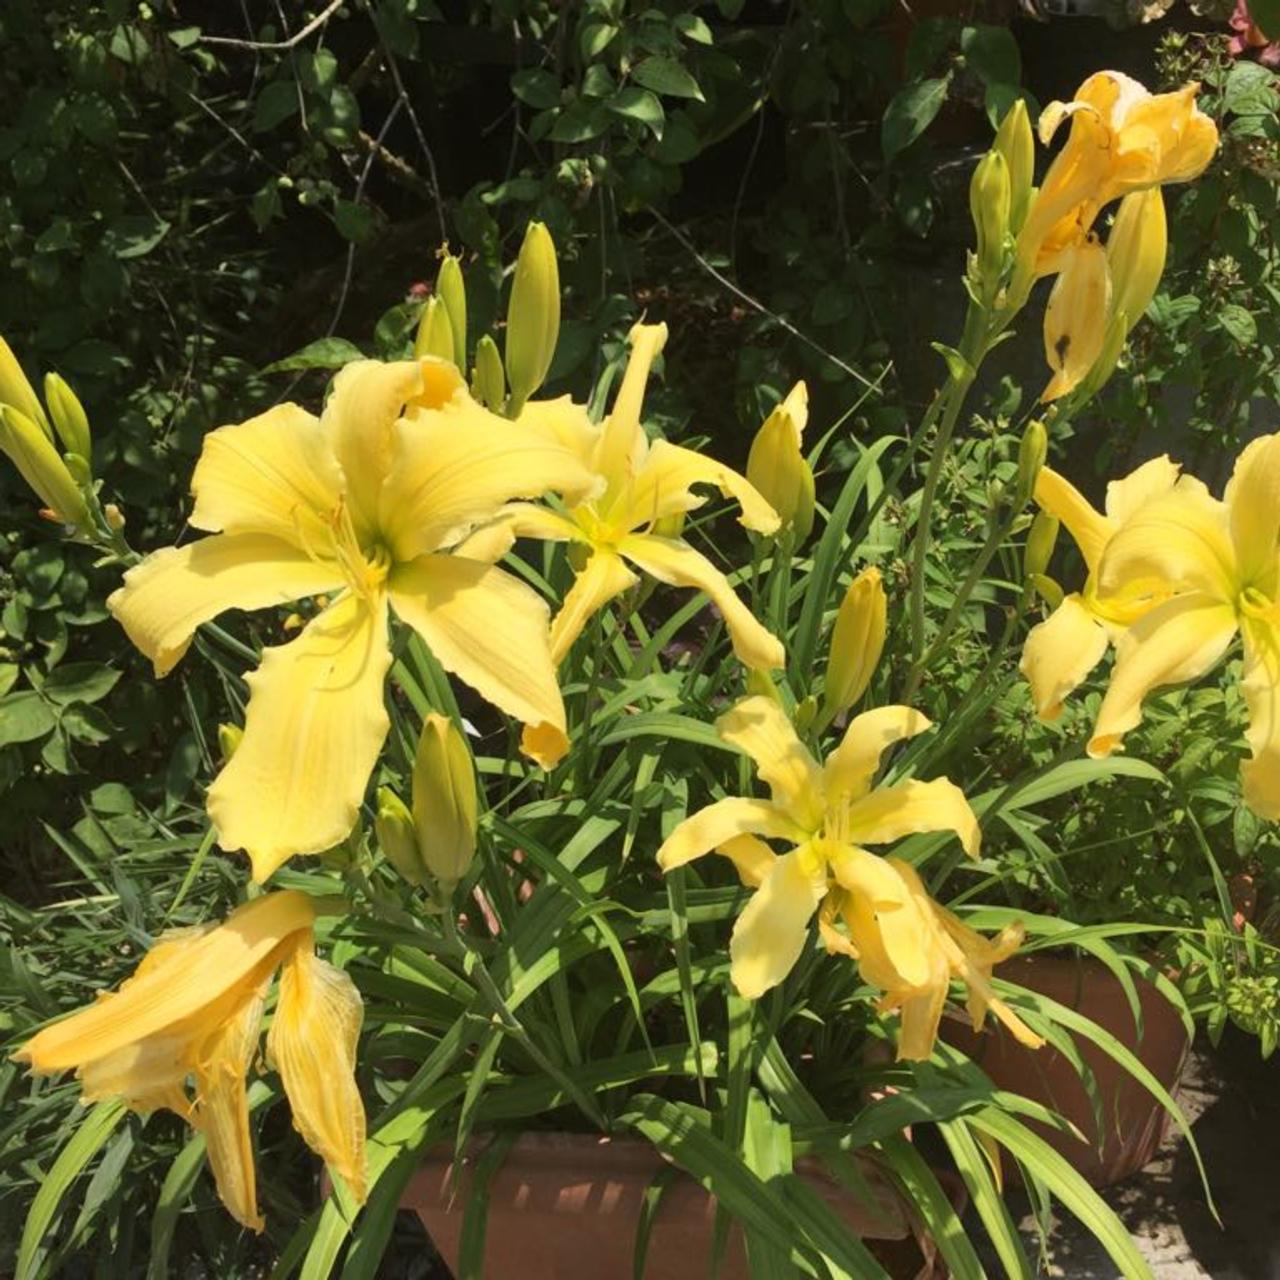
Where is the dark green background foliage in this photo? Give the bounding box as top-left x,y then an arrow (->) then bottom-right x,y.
3,1 -> 1280,1272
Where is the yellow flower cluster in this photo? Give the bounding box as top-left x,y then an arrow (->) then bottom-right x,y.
4,67 -> 1226,1232
1023,435 -> 1280,821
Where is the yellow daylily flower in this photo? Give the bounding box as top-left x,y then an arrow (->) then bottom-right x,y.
108,357 -> 597,880
1015,71 -> 1216,285
656,697 -> 1005,1058
1020,456 -> 1184,720
1089,434 -> 1280,818
819,857 -> 1043,1061
463,323 -> 784,684
14,891 -> 365,1232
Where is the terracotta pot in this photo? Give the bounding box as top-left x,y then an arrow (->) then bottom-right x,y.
946,952 -> 1190,1186
405,1132 -> 949,1280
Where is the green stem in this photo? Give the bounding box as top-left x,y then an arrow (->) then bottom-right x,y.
441,908 -> 609,1130
907,301 -> 991,667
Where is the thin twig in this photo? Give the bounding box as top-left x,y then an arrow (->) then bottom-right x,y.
650,208 -> 881,391
198,0 -> 346,51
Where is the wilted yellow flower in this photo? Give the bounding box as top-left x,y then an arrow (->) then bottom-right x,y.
746,382 -> 815,540
14,891 -> 365,1232
109,357 -> 596,879
411,712 -> 478,893
1041,234 -> 1111,401
1088,435 -> 1280,818
824,566 -> 887,718
0,405 -> 91,530
1015,71 -> 1216,285
1020,456 -> 1184,720
657,696 -> 980,1017
819,858 -> 1042,1060
461,324 -> 783,697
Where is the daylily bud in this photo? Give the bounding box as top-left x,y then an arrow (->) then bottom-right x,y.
1042,235 -> 1111,402
969,151 -> 1011,299
218,722 -> 244,761
43,372 -> 92,462
1014,419 -> 1048,509
411,713 -> 478,895
1107,188 -> 1166,331
824,566 -> 887,716
792,694 -> 819,734
436,253 -> 467,367
652,512 -> 686,540
472,334 -> 506,411
414,296 -> 455,365
104,502 -> 125,531
1029,572 -> 1064,610
745,667 -> 782,704
0,337 -> 52,440
1079,309 -> 1130,398
0,405 -> 91,529
994,100 -> 1034,235
63,452 -> 92,488
504,221 -> 560,415
745,382 -> 813,541
1023,512 -> 1059,579
375,786 -> 427,887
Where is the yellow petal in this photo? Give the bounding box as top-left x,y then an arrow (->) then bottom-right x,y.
1240,611 -> 1280,820
322,359 -> 432,542
267,938 -> 368,1203
627,440 -> 780,536
1102,454 -> 1181,524
1019,594 -> 1110,720
389,555 -> 568,767
78,1035 -> 192,1119
1225,433 -> 1280,588
716,834 -> 777,889
451,503 -> 583,564
193,980 -> 269,1233
729,845 -> 827,999
824,706 -> 932,803
715,696 -> 825,828
828,847 -> 936,989
596,322 -> 667,488
1042,236 -> 1111,402
208,594 -> 392,877
1034,467 -> 1111,574
843,778 -> 981,858
548,550 -> 639,664
1089,592 -> 1238,757
618,533 -> 785,670
189,404 -> 345,548
380,401 -> 598,562
895,984 -> 950,1062
656,796 -> 806,872
108,535 -> 344,677
1097,487 -> 1237,603
16,893 -> 316,1074
513,395 -> 602,462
